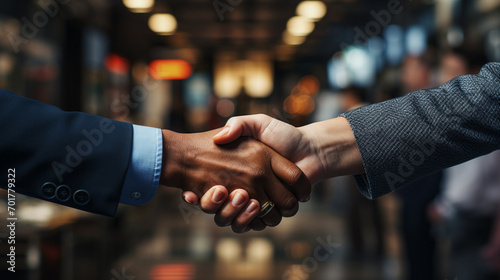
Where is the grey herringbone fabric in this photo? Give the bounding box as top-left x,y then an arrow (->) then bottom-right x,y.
342,62 -> 500,199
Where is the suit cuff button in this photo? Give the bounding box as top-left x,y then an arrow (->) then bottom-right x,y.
41,182 -> 56,199
56,185 -> 71,202
131,191 -> 141,199
73,190 -> 90,205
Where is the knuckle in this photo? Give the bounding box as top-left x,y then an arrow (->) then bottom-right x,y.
251,143 -> 267,156
255,114 -> 270,123
249,167 -> 266,180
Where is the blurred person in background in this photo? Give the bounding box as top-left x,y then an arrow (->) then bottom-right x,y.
339,86 -> 386,263
401,51 -> 435,94
396,48 -> 442,280
373,66 -> 401,103
395,49 -> 444,280
427,47 -> 500,280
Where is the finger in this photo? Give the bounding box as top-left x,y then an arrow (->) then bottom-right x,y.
231,199 -> 260,233
264,175 -> 299,217
214,190 -> 250,227
213,114 -> 271,144
247,217 -> 266,231
233,179 -> 284,226
199,185 -> 228,214
271,153 -> 312,202
259,206 -> 282,227
182,191 -> 199,204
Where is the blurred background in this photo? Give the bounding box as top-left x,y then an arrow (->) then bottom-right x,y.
1,0 -> 500,279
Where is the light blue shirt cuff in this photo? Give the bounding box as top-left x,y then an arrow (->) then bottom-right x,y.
120,125 -> 163,205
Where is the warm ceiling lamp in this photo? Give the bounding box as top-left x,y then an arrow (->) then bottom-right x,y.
149,59 -> 192,80
214,61 -> 241,98
148,13 -> 177,35
122,0 -> 154,13
243,59 -> 273,98
283,31 -> 306,45
296,1 -> 327,21
286,16 -> 314,36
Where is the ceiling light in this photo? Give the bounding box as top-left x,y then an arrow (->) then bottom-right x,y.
243,60 -> 274,98
296,1 -> 327,21
286,16 -> 314,36
283,31 -> 306,45
214,61 -> 241,98
123,0 -> 154,13
148,13 -> 177,35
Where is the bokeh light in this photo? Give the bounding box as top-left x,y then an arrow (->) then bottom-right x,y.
406,25 -> 428,55
150,264 -> 195,280
123,0 -> 154,13
296,1 -> 327,22
283,30 -> 306,45
287,16 -> 315,36
216,238 -> 242,263
216,99 -> 235,118
148,13 -> 177,35
149,59 -> 192,80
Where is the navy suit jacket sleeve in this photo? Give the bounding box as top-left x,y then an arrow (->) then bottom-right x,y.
342,62 -> 500,199
0,90 -> 133,216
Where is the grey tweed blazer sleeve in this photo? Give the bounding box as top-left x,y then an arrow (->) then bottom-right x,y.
342,62 -> 500,199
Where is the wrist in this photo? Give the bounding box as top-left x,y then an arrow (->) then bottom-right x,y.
160,129 -> 185,187
294,126 -> 327,185
300,117 -> 364,182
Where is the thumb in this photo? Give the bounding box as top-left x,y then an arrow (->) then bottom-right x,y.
213,114 -> 271,145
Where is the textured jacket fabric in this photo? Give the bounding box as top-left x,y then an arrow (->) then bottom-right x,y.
0,91 -> 133,216
342,62 -> 500,199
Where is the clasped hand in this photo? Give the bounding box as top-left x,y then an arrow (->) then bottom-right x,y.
165,114 -> 363,233
160,126 -> 311,233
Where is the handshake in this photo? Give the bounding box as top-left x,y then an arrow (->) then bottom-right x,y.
161,114 -> 364,233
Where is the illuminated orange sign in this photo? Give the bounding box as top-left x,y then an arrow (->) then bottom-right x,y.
150,264 -> 195,280
149,59 -> 192,80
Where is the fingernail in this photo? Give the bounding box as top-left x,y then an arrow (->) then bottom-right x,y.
232,192 -> 245,207
212,189 -> 225,203
214,126 -> 230,138
245,202 -> 258,214
300,195 -> 311,202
